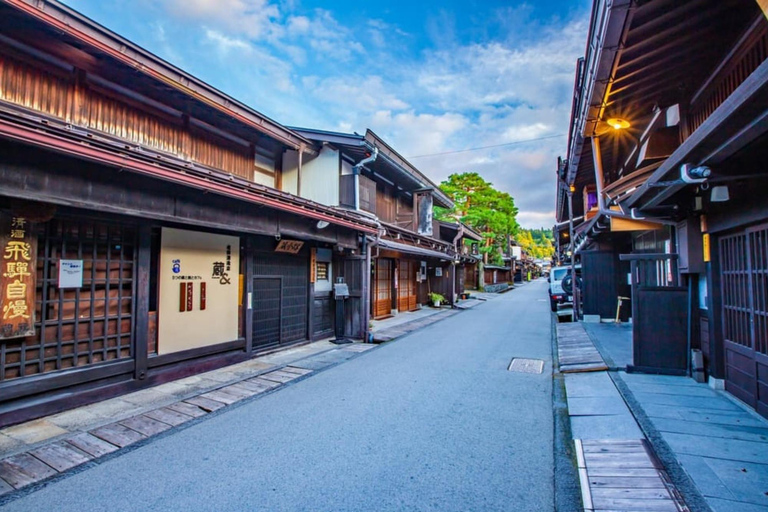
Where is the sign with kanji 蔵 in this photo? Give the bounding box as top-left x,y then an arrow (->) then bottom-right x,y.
0,213 -> 37,339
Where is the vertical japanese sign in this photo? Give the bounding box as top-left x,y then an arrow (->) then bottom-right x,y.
0,213 -> 37,339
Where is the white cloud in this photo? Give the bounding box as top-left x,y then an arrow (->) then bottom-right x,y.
306,76 -> 410,112
204,29 -> 251,53
416,19 -> 587,112
162,0 -> 280,39
367,110 -> 469,158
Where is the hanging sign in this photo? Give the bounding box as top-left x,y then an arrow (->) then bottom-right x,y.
0,213 -> 37,339
702,233 -> 711,263
275,239 -> 304,254
310,248 -> 317,283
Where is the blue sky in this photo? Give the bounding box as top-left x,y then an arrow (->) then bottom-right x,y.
63,0 -> 591,228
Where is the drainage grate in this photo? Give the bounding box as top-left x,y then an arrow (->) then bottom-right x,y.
508,358 -> 544,374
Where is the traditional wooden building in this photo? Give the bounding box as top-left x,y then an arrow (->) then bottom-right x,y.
557,0 -> 768,417
286,129 -> 474,318
0,0 -> 378,426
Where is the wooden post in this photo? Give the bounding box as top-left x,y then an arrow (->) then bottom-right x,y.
244,236 -> 254,354
134,224 -> 151,380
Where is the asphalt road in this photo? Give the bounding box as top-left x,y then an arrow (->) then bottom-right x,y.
1,279 -> 556,512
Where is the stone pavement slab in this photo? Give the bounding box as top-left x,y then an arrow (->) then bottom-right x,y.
617,370 -> 768,512
570,414 -> 644,440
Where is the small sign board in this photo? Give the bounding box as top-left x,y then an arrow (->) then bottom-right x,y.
58,259 -> 84,288
275,239 -> 304,254
702,233 -> 711,263
435,267 -> 443,277
333,283 -> 349,298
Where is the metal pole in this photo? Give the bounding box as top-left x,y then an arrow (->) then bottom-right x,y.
568,186 -> 578,320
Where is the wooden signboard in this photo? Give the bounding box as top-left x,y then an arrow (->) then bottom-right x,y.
275,239 -> 304,254
0,213 -> 37,339
610,217 -> 663,232
310,248 -> 317,283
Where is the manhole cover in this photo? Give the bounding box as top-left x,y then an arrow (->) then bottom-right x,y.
508,358 -> 544,374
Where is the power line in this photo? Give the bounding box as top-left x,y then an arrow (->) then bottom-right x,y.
406,133 -> 566,159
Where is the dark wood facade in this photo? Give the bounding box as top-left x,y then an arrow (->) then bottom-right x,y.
557,0 -> 768,417
0,0 -> 377,426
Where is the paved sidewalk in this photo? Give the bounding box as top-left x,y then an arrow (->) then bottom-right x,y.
568,321 -> 768,512
557,322 -> 683,511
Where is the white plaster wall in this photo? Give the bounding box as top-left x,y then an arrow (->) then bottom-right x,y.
302,146 -> 340,206
280,146 -> 340,206
281,149 -> 299,195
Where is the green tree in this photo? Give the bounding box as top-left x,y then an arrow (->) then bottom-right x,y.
436,172 -> 519,263
516,228 -> 555,260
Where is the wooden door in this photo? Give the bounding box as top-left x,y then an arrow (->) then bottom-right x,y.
398,260 -> 417,312
719,225 -> 768,418
373,258 -> 393,319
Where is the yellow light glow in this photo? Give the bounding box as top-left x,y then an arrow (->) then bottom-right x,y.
606,118 -> 631,130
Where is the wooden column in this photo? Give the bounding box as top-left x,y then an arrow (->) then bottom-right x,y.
134,224 -> 151,380
244,236 -> 254,354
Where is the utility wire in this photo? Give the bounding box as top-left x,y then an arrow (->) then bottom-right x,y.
406,133 -> 566,159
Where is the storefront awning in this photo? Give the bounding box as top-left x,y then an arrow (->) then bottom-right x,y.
377,239 -> 452,261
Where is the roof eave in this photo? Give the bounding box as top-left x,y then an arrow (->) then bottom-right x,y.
4,0 -> 312,152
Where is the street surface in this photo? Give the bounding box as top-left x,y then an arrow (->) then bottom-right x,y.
1,280 -> 556,512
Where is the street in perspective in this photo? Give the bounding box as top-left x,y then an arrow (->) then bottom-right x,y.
1,0 -> 768,511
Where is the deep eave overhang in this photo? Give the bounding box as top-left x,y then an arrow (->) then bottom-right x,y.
2,0 -> 313,152
626,55 -> 768,209
436,220 -> 483,242
0,112 -> 378,234
376,238 -> 453,261
565,0 -> 633,186
291,127 -> 454,209
364,130 -> 454,209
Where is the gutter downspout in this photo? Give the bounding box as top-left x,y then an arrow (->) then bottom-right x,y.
353,147 -> 379,210
451,225 -> 464,304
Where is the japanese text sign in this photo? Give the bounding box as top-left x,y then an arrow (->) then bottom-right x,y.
0,213 -> 37,339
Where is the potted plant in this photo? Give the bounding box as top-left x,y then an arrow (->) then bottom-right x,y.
429,292 -> 446,308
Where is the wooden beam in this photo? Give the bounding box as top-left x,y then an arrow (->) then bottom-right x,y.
610,217 -> 664,232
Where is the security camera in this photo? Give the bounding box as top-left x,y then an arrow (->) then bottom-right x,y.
680,163 -> 711,184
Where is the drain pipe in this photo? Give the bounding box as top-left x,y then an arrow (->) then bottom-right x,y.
353,147 -> 378,210
451,225 -> 465,304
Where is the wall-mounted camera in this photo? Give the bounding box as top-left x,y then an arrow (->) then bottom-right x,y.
680,163 -> 711,184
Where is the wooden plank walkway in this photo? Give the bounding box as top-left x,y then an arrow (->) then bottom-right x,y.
574,439 -> 686,511
557,323 -> 608,373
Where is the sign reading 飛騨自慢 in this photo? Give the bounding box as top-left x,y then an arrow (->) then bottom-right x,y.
0,213 -> 37,339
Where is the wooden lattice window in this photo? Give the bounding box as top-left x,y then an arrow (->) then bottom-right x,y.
0,218 -> 136,381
